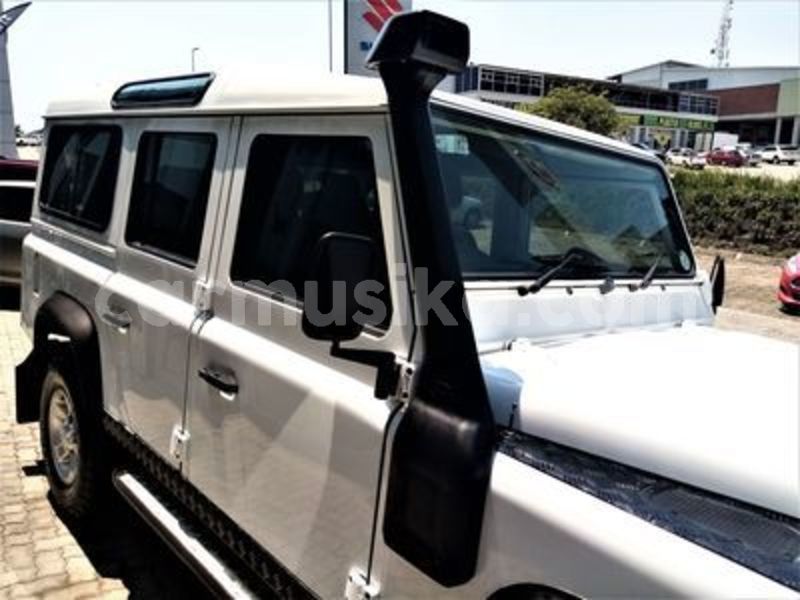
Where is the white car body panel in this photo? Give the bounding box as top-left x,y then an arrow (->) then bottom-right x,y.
466,276 -> 714,348
482,325 -> 800,519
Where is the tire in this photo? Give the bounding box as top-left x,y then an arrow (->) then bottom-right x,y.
773,157 -> 780,165
782,303 -> 800,316
788,161 -> 796,166
40,365 -> 109,521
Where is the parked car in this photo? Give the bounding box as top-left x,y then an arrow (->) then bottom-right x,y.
706,147 -> 746,167
665,147 -> 706,169
0,157 -> 38,180
13,11 -> 798,600
779,253 -> 800,311
735,144 -> 762,166
761,144 -> 799,165
0,159 -> 37,289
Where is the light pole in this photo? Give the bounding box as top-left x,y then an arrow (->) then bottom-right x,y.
191,47 -> 200,72
327,0 -> 333,72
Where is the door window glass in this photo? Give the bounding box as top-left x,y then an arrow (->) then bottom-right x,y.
231,135 -> 392,329
39,125 -> 122,231
126,132 -> 216,266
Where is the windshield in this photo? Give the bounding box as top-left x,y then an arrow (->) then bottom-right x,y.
432,107 -> 695,280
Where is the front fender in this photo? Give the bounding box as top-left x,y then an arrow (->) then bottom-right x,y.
476,449 -> 795,599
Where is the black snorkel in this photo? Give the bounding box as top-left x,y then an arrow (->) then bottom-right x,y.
368,11 -> 495,586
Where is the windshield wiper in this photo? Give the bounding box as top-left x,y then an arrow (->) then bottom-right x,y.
517,247 -> 605,296
628,253 -> 664,292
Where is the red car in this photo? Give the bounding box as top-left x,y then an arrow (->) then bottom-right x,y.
778,253 -> 800,311
706,148 -> 746,167
0,157 -> 38,181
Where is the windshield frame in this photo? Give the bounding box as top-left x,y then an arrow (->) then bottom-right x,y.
429,99 -> 697,283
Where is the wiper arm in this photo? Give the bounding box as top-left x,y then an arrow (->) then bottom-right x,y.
517,253 -> 577,296
629,253 -> 664,291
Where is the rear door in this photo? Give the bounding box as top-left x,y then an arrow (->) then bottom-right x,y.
185,113 -> 415,598
101,117 -> 235,464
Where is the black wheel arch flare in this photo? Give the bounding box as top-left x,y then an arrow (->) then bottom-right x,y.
15,292 -> 103,424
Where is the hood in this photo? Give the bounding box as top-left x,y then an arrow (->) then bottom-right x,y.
482,324 -> 800,519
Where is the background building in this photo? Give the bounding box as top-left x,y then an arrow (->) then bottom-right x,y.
611,61 -> 800,146
450,63 -> 719,151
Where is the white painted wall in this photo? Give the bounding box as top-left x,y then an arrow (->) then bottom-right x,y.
619,63 -> 800,91
614,64 -> 665,88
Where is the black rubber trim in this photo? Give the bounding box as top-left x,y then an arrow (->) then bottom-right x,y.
104,415 -> 318,600
15,349 -> 41,423
498,428 -> 800,592
16,293 -> 103,424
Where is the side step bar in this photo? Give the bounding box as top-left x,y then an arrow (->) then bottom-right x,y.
113,471 -> 255,599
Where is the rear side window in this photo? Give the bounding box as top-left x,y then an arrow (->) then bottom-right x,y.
231,135 -> 391,329
39,125 -> 122,231
0,185 -> 33,221
125,132 -> 216,266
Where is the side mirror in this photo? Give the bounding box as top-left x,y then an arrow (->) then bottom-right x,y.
301,232 -> 376,343
710,255 -> 725,314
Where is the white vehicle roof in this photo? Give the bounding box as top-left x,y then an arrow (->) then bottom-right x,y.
45,71 -> 657,162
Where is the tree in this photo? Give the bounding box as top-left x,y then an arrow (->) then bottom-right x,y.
15,124 -> 23,137
517,86 -> 621,137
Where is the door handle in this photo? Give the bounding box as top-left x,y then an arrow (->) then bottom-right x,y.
101,307 -> 132,333
198,366 -> 239,397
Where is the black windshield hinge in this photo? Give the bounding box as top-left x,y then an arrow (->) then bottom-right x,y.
331,342 -> 400,400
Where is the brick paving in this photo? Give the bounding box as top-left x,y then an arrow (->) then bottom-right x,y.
0,310 -> 209,599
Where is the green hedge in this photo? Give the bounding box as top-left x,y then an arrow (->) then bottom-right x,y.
671,170 -> 800,255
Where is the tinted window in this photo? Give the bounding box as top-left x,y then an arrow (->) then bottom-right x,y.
231,135 -> 391,328
126,132 -> 216,266
0,185 -> 34,221
39,125 -> 121,231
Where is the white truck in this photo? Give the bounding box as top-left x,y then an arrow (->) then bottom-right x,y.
711,131 -> 740,150
14,11 -> 799,599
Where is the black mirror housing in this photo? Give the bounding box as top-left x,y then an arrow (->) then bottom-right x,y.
301,233 -> 377,343
710,255 -> 726,313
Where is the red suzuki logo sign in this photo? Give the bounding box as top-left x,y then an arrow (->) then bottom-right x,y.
345,0 -> 412,76
362,0 -> 404,32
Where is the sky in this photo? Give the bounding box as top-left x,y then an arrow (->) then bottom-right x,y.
4,0 -> 799,130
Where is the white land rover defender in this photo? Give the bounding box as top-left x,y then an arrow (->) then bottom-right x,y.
14,11 -> 799,600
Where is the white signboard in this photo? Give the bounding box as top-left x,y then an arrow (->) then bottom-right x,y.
345,0 -> 411,76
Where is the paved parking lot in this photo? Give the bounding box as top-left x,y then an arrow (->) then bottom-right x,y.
0,311 -> 208,599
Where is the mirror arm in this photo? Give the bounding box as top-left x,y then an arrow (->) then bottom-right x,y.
330,341 -> 399,400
